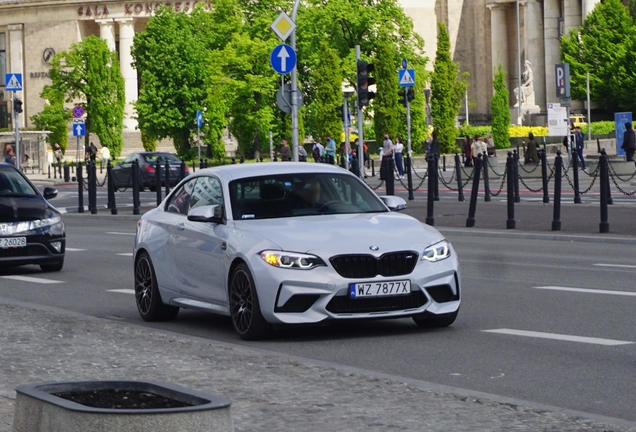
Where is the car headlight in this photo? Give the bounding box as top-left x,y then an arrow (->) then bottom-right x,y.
13,216 -> 63,234
260,250 -> 326,270
422,240 -> 451,262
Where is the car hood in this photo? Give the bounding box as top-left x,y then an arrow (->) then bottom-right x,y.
0,196 -> 51,223
232,212 -> 444,255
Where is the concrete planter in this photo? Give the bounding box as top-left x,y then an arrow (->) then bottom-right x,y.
12,380 -> 233,432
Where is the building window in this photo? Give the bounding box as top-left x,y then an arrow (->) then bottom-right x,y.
0,33 -> 5,87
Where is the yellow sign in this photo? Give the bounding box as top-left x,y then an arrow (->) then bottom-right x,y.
271,12 -> 296,41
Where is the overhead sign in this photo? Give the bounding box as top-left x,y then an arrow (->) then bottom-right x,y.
398,69 -> 415,87
72,105 -> 86,118
276,83 -> 304,113
5,73 -> 23,91
270,44 -> 297,75
73,122 -> 86,137
270,12 -> 295,41
547,103 -> 569,136
555,63 -> 570,98
196,110 -> 203,128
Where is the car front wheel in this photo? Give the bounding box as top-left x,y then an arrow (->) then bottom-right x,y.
135,252 -> 179,322
229,263 -> 271,340
412,309 -> 459,328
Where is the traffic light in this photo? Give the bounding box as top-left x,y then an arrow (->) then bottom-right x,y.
356,60 -> 376,107
398,89 -> 407,107
335,105 -> 345,121
13,97 -> 23,114
407,88 -> 415,103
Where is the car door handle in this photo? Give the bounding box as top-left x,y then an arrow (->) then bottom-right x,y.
176,222 -> 185,231
221,242 -> 227,250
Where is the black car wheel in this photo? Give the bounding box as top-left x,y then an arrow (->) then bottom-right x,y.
412,309 -> 459,328
40,259 -> 64,272
134,252 -> 179,321
229,263 -> 271,340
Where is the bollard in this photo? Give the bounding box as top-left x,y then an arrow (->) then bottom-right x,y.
385,158 -> 395,195
180,160 -> 187,180
541,149 -> 549,203
89,162 -> 97,214
406,155 -> 414,201
192,160 -> 196,172
552,151 -> 562,230
132,160 -> 140,215
240,155 -> 244,164
482,151 -> 491,202
164,160 -> 170,197
454,153 -> 464,202
48,164 -> 51,179
433,155 -> 439,201
100,160 -> 103,175
599,149 -> 609,233
426,155 -> 435,226
77,163 -> 84,213
232,157 -> 236,164
64,165 -> 70,183
155,160 -> 162,206
107,162 -> 117,215
596,137 -> 601,154
71,164 -> 75,174
53,164 -> 57,179
466,154 -> 482,227
199,158 -> 204,169
572,144 -> 581,204
371,159 -> 375,177
442,154 -> 446,172
513,150 -> 520,203
506,152 -> 515,229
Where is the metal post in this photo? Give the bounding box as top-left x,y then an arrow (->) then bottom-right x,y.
516,0 -> 522,126
343,95 -> 350,171
466,154 -> 482,227
599,149 -> 609,233
406,155 -> 414,201
513,150 -> 520,203
552,151 -> 562,231
425,154 -> 435,226
433,155 -> 439,202
107,162 -> 117,214
506,152 -> 515,229
356,45 -> 365,179
541,149 -> 549,203
155,161 -> 162,206
270,131 -> 274,162
385,158 -> 395,195
586,72 -> 592,140
77,163 -> 84,213
482,151 -> 491,202
454,153 -> 464,202
164,160 -> 170,197
572,145 -> 581,204
197,122 -> 201,166
14,91 -> 21,170
89,162 -> 97,214
132,160 -> 140,215
290,0 -> 301,162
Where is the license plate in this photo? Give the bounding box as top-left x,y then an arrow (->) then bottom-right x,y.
0,237 -> 26,248
349,280 -> 411,298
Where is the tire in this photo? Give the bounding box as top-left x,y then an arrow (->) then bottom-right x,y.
229,263 -> 272,340
412,309 -> 459,328
40,259 -> 64,272
134,252 -> 179,322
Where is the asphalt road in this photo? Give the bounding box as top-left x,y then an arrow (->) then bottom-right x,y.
1,214 -> 635,423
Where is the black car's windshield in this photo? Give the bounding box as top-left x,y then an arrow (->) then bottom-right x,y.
230,173 -> 387,220
0,166 -> 38,197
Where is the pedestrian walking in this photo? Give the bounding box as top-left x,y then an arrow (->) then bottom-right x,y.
574,126 -> 586,169
86,142 -> 97,162
53,143 -> 63,164
394,137 -> 405,178
622,122 -> 636,162
312,139 -> 324,162
463,135 -> 472,167
99,145 -> 111,166
279,139 -> 291,161
524,132 -> 540,164
325,134 -> 336,165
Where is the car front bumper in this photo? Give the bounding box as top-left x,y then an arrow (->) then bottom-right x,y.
0,234 -> 65,267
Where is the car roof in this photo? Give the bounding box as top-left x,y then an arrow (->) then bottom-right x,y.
194,162 -> 354,181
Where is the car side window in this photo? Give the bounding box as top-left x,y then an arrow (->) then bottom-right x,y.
123,154 -> 137,164
166,178 -> 197,215
189,176 -> 223,211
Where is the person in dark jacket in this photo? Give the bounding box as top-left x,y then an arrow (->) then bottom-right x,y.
622,122 -> 636,162
463,135 -> 472,167
524,132 -> 540,164
428,130 -> 440,159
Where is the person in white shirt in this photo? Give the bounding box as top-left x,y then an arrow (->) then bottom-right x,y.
99,145 -> 111,166
394,137 -> 405,178
471,135 -> 488,165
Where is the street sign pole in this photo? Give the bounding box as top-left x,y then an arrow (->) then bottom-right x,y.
14,91 -> 20,170
290,0 -> 301,162
198,126 -> 201,163
344,94 -> 350,171
356,45 -> 364,179
269,131 -> 273,162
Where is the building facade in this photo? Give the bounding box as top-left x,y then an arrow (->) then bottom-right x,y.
0,0 -> 609,137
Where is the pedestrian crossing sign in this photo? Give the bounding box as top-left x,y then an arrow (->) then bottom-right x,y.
398,69 -> 415,87
5,73 -> 23,91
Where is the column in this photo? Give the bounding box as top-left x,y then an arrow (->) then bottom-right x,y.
487,4 -> 509,80
582,0 -> 601,18
543,0 -> 561,104
96,19 -> 116,52
116,18 -> 138,131
524,0 -> 545,109
8,24 -> 24,128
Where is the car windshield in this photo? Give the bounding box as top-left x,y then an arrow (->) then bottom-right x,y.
0,166 -> 38,197
143,153 -> 181,163
229,173 -> 388,220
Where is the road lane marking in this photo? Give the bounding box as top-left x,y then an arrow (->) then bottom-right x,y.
593,263 -> 636,269
1,275 -> 63,284
117,253 -> 133,256
108,289 -> 135,294
106,232 -> 136,236
65,248 -> 86,252
535,286 -> 636,297
482,329 -> 634,346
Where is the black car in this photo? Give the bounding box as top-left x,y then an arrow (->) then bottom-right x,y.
111,152 -> 187,191
0,163 -> 65,271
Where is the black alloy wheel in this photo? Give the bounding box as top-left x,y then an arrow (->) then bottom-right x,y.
229,263 -> 271,340
134,252 -> 179,321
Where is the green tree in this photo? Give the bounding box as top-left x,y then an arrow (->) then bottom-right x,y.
30,86 -> 72,153
314,40 -> 343,142
561,0 -> 634,112
373,29 -> 400,143
430,22 -> 468,154
491,64 -> 510,149
48,36 -> 125,156
629,0 -> 636,20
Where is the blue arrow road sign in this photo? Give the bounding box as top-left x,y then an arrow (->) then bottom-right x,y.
398,69 -> 415,87
196,110 -> 203,128
270,44 -> 297,75
5,73 -> 23,91
73,123 -> 86,137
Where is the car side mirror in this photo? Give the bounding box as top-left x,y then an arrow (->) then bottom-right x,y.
42,187 -> 58,200
187,204 -> 224,224
378,195 -> 407,211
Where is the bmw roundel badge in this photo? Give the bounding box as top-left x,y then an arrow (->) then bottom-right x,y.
369,245 -> 379,251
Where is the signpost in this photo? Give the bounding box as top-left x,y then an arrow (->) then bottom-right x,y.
196,110 -> 203,164
6,73 -> 23,170
398,68 -> 415,160
72,118 -> 86,163
270,44 -> 297,75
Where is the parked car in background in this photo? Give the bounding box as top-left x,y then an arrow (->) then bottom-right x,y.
111,152 -> 187,191
0,162 -> 65,271
133,163 -> 461,340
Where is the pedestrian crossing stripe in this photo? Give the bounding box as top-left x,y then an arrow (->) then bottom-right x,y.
5,74 -> 22,90
399,70 -> 415,86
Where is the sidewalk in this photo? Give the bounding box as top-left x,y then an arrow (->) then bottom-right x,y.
1,299 -> 636,431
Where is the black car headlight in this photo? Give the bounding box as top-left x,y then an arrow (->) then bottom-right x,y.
260,250 -> 326,269
14,216 -> 64,234
422,240 -> 451,262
